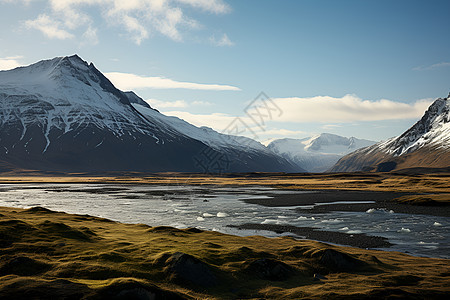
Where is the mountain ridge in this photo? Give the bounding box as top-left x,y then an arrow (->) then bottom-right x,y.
330,94 -> 450,172
0,55 -> 298,173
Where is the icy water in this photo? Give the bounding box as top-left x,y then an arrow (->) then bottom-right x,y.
0,184 -> 448,259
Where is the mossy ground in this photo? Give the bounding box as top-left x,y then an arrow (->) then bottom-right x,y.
0,206 -> 449,299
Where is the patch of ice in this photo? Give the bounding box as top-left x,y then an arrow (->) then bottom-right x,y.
196,217 -> 205,221
366,208 -> 394,214
217,212 -> 229,218
202,213 -> 214,217
433,222 -> 442,227
339,227 -> 349,231
398,227 -> 411,233
321,219 -> 343,224
347,230 -> 362,234
261,219 -> 286,225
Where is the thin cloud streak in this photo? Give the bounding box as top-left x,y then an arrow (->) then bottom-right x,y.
105,72 -> 241,91
413,62 -> 450,71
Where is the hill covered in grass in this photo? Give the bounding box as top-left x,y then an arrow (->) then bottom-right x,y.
0,206 -> 449,299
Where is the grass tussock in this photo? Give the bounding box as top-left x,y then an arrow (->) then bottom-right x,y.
0,206 -> 449,299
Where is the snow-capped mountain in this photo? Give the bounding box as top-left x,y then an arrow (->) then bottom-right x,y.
331,94 -> 450,172
267,134 -> 376,172
0,55 -> 297,173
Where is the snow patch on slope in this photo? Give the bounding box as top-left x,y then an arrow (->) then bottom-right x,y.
377,96 -> 450,156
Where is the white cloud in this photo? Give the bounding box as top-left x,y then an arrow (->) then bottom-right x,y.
163,110 -> 238,131
210,33 -> 234,47
24,14 -> 74,40
121,15 -> 149,45
175,0 -> 231,14
192,100 -> 212,106
259,128 -> 306,137
145,99 -> 188,108
413,62 -> 450,71
105,72 -> 241,91
0,56 -> 24,70
255,95 -> 433,123
321,124 -> 343,130
14,0 -> 231,44
81,25 -> 99,46
162,110 -> 306,142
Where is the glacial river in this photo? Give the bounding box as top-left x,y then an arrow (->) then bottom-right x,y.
0,184 -> 448,259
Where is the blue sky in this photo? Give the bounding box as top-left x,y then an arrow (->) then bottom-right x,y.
1,0 -> 449,142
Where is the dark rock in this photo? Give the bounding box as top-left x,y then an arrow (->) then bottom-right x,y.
319,249 -> 366,272
245,258 -> 294,281
313,273 -> 327,281
165,252 -> 217,287
185,228 -> 203,233
26,206 -> 54,213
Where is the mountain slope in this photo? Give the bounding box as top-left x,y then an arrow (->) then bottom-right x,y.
331,94 -> 450,172
0,55 -> 296,173
267,134 -> 375,172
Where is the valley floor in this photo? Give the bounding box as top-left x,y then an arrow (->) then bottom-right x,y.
0,172 -> 449,299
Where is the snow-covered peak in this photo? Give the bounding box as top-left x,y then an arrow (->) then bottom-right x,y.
269,133 -> 376,155
267,134 -> 376,172
379,96 -> 450,156
0,55 -> 158,153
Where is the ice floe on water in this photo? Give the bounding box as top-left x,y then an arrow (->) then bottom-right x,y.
261,218 -> 288,225
366,208 -> 394,214
433,222 -> 442,226
216,212 -> 229,218
321,218 -> 343,224
398,227 -> 411,233
347,230 -> 363,234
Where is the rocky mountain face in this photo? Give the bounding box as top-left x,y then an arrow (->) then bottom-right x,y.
330,94 -> 450,172
267,133 -> 376,172
0,55 -> 297,173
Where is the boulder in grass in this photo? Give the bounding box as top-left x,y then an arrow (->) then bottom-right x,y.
165,252 -> 217,287
245,258 -> 294,281
319,249 -> 367,272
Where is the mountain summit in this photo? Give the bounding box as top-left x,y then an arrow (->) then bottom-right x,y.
268,133 -> 375,172
331,94 -> 450,172
0,55 -> 296,173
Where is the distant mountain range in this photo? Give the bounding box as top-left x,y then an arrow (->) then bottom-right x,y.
0,55 -> 297,173
331,94 -> 450,172
4,55 -> 444,174
267,134 -> 376,172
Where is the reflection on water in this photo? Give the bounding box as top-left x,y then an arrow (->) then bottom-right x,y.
0,184 -> 448,259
